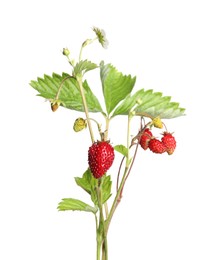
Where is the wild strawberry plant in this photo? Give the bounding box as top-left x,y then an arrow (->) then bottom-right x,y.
30,27 -> 185,259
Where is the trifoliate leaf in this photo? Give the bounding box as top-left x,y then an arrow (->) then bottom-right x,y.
100,63 -> 136,115
30,72 -> 103,113
112,88 -> 185,119
57,198 -> 98,214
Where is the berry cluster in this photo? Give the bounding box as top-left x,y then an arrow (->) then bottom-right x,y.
139,128 -> 176,155
87,126 -> 176,179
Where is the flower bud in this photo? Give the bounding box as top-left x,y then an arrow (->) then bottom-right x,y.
82,39 -> 92,47
62,48 -> 70,56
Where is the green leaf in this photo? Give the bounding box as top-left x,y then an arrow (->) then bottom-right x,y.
73,60 -> 98,76
91,175 -> 112,205
102,175 -> 112,204
100,62 -> 136,115
114,145 -> 128,157
75,169 -> 98,205
112,88 -> 185,119
75,169 -> 97,195
30,72 -> 103,113
57,198 -> 98,214
75,169 -> 112,205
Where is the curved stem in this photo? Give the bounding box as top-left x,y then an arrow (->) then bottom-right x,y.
88,118 -> 102,136
79,37 -> 98,61
116,156 -> 125,192
55,76 -> 74,100
76,76 -> 95,143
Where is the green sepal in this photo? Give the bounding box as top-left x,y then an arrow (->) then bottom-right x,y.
30,72 -> 103,113
100,62 -> 136,115
57,198 -> 98,214
112,88 -> 185,119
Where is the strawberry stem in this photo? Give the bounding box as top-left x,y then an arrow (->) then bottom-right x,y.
96,178 -> 108,260
76,75 -> 95,143
55,75 -> 74,100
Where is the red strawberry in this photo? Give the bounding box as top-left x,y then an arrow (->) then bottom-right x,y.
88,141 -> 115,179
161,132 -> 176,155
148,138 -> 167,154
139,128 -> 153,150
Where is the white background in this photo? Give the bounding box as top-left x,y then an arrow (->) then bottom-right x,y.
0,0 -> 213,259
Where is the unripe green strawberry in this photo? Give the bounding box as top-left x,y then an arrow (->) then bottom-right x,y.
148,138 -> 167,154
73,118 -> 87,132
161,132 -> 176,155
88,141 -> 115,179
152,117 -> 163,129
139,128 -> 153,150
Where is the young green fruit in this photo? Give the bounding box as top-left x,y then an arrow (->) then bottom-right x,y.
88,141 -> 115,179
73,118 -> 87,132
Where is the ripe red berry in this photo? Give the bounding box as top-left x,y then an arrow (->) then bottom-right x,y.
148,138 -> 167,154
88,141 -> 115,179
139,128 -> 153,150
161,132 -> 176,155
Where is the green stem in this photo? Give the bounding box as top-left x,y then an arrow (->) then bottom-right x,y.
97,237 -> 101,260
88,118 -> 102,135
105,166 -> 129,234
96,179 -> 108,260
76,76 -> 95,143
79,37 -> 98,61
103,116 -> 110,219
55,76 -> 74,100
104,116 -> 110,141
126,113 -> 132,167
105,112 -> 133,233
